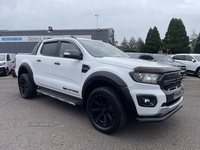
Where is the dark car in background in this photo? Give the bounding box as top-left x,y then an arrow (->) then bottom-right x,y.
128,53 -> 187,76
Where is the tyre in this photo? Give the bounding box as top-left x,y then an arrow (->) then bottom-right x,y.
4,68 -> 9,76
18,74 -> 37,99
197,68 -> 200,78
87,86 -> 127,134
12,73 -> 17,77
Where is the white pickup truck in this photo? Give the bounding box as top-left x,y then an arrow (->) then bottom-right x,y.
16,37 -> 184,134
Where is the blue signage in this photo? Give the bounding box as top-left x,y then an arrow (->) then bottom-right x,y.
1,37 -> 22,41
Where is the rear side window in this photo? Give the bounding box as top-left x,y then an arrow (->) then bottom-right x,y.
41,42 -> 58,56
172,55 -> 186,60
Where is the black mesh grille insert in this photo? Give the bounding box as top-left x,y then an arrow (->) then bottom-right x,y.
158,71 -> 182,91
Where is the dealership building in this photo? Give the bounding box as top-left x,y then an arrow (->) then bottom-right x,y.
0,28 -> 115,53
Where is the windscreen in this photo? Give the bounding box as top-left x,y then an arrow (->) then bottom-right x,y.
155,55 -> 174,62
0,55 -> 5,61
78,39 -> 128,58
193,55 -> 200,62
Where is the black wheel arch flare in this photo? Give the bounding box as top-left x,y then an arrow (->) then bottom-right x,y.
82,71 -> 138,115
18,63 -> 36,85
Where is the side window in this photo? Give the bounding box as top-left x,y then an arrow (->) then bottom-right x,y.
140,55 -> 154,61
7,54 -> 11,61
172,55 -> 186,60
41,42 -> 58,56
59,42 -> 77,57
186,55 -> 193,61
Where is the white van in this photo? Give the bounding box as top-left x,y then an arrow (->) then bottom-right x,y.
0,53 -> 16,76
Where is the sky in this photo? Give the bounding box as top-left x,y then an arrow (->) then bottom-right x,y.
0,0 -> 199,44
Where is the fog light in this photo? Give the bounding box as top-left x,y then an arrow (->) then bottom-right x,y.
137,95 -> 157,107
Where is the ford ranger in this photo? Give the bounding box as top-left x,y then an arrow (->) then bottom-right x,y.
15,37 -> 184,134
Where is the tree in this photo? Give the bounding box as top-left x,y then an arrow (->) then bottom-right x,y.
129,37 -> 137,51
190,29 -> 198,53
161,18 -> 190,54
194,34 -> 200,53
121,37 -> 129,51
143,26 -> 161,53
136,37 -> 145,52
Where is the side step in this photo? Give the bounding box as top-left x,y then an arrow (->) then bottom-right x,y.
37,87 -> 83,106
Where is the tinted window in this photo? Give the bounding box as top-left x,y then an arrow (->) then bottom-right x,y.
59,42 -> 77,57
140,55 -> 154,61
7,55 -> 11,61
41,42 -> 57,56
172,55 -> 186,60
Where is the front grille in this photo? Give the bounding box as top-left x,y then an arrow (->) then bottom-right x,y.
158,71 -> 182,91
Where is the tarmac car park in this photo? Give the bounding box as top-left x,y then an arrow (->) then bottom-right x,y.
0,74 -> 199,150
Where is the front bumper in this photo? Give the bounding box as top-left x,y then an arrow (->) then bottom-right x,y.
136,100 -> 182,122
128,82 -> 183,121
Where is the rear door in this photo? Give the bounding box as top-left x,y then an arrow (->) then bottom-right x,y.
32,41 -> 59,88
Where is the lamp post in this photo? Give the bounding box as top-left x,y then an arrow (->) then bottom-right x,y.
95,14 -> 99,29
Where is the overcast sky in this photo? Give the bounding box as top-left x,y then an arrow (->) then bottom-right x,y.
0,0 -> 199,44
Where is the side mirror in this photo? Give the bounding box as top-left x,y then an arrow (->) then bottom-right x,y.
63,49 -> 83,60
192,59 -> 196,62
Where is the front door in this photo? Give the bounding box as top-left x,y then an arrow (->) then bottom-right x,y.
52,41 -> 83,98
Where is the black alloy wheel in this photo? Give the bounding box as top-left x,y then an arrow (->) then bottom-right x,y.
19,74 -> 37,99
87,86 -> 127,134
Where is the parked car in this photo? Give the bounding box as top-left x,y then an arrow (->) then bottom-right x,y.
128,53 -> 187,76
0,53 -> 16,76
172,53 -> 200,78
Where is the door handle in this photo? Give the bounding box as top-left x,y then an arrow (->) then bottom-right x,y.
54,62 -> 60,65
36,59 -> 41,62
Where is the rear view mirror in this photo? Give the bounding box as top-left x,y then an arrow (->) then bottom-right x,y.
63,49 -> 83,60
192,59 -> 196,62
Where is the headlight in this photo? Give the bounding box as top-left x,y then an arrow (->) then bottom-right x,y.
0,62 -> 5,66
129,72 -> 161,84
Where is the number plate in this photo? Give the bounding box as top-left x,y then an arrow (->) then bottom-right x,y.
174,89 -> 183,99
